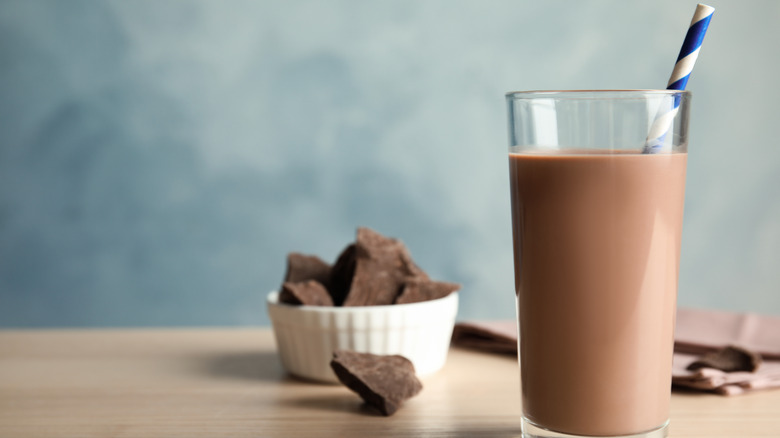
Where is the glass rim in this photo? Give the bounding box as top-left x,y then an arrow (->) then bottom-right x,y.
505,89 -> 691,100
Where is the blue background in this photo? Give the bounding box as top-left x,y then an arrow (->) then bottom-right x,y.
2,0 -> 779,327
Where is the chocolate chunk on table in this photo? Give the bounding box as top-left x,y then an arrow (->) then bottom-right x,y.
278,280 -> 334,306
395,278 -> 460,304
686,345 -> 763,373
330,350 -> 422,416
341,227 -> 428,307
283,253 -> 332,287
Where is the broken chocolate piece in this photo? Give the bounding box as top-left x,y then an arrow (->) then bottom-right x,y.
395,278 -> 460,304
283,253 -> 331,287
686,345 -> 763,373
279,280 -> 334,306
341,227 -> 428,307
328,244 -> 357,306
330,350 -> 422,416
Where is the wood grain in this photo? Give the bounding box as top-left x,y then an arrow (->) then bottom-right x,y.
1,329 -> 778,437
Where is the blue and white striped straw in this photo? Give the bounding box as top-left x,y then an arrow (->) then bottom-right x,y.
643,3 -> 714,154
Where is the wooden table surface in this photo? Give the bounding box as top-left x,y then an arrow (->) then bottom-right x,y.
1,328 -> 778,438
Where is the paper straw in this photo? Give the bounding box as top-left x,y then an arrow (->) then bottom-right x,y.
643,3 -> 714,154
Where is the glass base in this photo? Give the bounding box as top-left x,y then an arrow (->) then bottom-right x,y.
522,417 -> 668,438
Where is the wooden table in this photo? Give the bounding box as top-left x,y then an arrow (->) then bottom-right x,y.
1,329 -> 778,437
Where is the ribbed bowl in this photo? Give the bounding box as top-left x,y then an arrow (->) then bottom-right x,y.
266,291 -> 459,383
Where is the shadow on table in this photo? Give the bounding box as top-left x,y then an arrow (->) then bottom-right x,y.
435,430 -> 522,438
283,393 -> 383,417
204,351 -> 286,382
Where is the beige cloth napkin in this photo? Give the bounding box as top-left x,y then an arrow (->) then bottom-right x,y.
451,308 -> 780,396
450,320 -> 518,355
672,308 -> 780,395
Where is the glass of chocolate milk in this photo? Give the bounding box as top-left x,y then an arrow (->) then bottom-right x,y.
506,90 -> 690,438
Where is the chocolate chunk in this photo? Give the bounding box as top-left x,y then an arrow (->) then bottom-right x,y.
328,244 -> 357,306
283,253 -> 331,287
330,350 -> 422,416
686,345 -> 763,373
341,227 -> 428,307
279,280 -> 334,306
395,278 -> 460,304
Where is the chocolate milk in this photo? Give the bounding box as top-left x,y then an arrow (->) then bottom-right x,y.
509,150 -> 687,436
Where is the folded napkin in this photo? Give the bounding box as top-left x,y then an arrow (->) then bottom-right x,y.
674,308 -> 780,359
451,308 -> 780,396
672,308 -> 780,395
450,320 -> 517,355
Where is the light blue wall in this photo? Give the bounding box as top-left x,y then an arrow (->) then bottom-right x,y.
1,0 -> 778,327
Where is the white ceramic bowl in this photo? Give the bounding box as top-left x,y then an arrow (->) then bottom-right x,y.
266,291 -> 459,383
